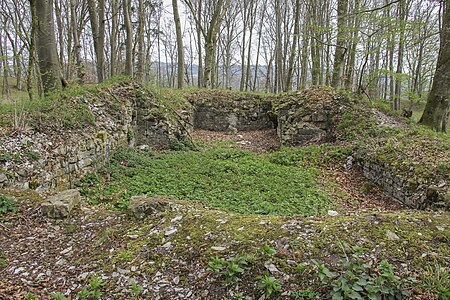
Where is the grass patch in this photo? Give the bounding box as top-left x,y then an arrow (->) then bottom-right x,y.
0,252 -> 8,270
268,144 -> 352,167
78,146 -> 332,216
0,77 -> 136,131
0,85 -> 95,130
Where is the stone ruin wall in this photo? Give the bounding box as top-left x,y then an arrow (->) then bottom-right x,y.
275,109 -> 335,146
133,100 -> 194,149
0,91 -> 192,192
0,96 -> 134,191
193,102 -> 274,132
1,89 -> 447,210
359,158 -> 448,210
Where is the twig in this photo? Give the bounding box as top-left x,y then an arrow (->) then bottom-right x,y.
311,36 -> 348,51
346,0 -> 401,16
0,223 -> 8,231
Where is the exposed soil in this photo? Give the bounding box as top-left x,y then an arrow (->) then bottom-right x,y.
191,129 -> 281,154
322,167 -> 404,212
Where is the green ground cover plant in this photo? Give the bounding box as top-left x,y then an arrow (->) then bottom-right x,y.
0,195 -> 18,215
313,245 -> 412,300
77,146 -> 332,216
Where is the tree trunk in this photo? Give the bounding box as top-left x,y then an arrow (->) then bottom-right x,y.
253,4 -> 266,91
274,0 -> 283,92
299,23 -> 309,88
344,0 -> 360,90
239,2 -> 248,91
173,0 -> 184,89
420,1 -> 450,132
285,0 -> 300,91
123,0 -> 133,76
70,0 -> 84,84
137,0 -> 145,82
110,0 -> 118,77
54,0 -> 65,76
245,1 -> 257,91
87,0 -> 105,82
30,0 -> 62,93
331,0 -> 348,88
393,0 -> 407,111
311,36 -> 320,86
202,0 -> 229,88
368,41 -> 381,100
1,36 -> 9,96
27,8 -> 37,100
196,0 -> 203,87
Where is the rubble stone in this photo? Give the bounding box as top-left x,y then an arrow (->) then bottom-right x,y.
41,189 -> 81,218
128,196 -> 170,219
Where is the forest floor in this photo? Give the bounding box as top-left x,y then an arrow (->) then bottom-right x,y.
1,129 -> 449,300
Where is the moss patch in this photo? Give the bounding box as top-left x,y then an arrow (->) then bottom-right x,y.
80,202 -> 450,298
183,88 -> 271,107
338,107 -> 450,184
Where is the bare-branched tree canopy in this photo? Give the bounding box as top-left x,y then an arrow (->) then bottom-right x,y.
0,0 -> 447,129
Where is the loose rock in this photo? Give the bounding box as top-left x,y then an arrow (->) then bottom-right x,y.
385,230 -> 400,240
41,189 -> 81,219
127,196 -> 169,219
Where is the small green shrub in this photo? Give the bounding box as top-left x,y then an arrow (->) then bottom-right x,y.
113,249 -> 134,263
76,288 -> 90,300
290,288 -> 319,299
0,258 -> 8,269
26,151 -> 40,160
25,293 -> 39,300
76,275 -> 105,300
313,247 -> 411,300
257,273 -> 282,297
50,293 -> 67,300
422,264 -> 450,299
262,244 -> 276,256
207,256 -> 249,285
130,281 -> 144,297
0,195 -> 18,215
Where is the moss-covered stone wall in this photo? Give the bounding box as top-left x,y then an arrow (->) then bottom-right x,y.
133,88 -> 193,148
272,87 -> 350,146
185,89 -> 274,132
1,84 -> 448,211
0,82 -> 192,191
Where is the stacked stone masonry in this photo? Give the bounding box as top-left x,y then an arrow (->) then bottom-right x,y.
0,85 -> 196,192
1,86 -> 447,211
193,102 -> 274,132
0,95 -> 133,191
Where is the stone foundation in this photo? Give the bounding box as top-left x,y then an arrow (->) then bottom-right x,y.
0,84 -> 192,191
1,85 -> 447,211
276,111 -> 334,145
273,87 -> 347,146
185,90 -> 274,132
193,102 -> 274,132
134,100 -> 194,148
0,116 -> 132,191
358,157 -> 449,210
